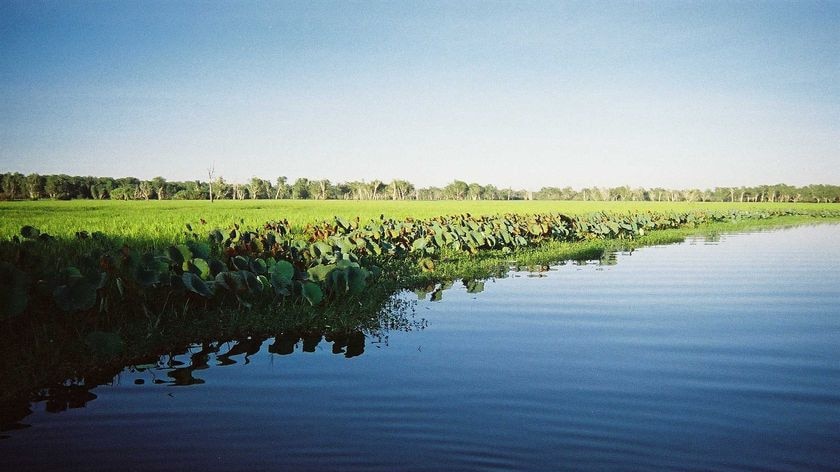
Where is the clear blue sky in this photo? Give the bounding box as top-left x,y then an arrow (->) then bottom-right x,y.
1,0 -> 838,189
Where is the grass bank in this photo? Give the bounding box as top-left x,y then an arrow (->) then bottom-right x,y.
2,199 -> 838,243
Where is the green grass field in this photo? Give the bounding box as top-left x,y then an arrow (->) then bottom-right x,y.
3,199 -> 838,242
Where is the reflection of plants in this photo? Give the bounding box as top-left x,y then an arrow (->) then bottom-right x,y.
0,290 -> 423,433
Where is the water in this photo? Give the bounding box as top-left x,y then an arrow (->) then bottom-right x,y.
2,224 -> 840,471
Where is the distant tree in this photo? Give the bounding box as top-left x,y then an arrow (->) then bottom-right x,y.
389,179 -> 414,200
262,179 -> 273,199
136,181 -> 152,200
467,183 -> 483,200
213,177 -> 229,200
25,173 -> 45,200
1,172 -> 24,200
347,181 -> 368,199
249,177 -> 267,200
593,187 -> 610,201
231,182 -> 246,200
291,178 -> 310,199
481,184 -> 501,200
150,176 -> 167,200
315,179 -> 332,199
609,186 -> 630,201
207,164 -> 216,203
109,186 -> 131,200
90,180 -> 108,199
44,174 -> 71,199
274,176 -> 289,199
95,177 -> 115,199
444,180 -> 468,200
334,182 -> 352,199
369,180 -> 384,200
173,181 -> 205,200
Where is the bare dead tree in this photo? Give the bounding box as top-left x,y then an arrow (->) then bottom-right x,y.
208,163 -> 215,203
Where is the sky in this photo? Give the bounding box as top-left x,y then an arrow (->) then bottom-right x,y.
1,0 -> 838,190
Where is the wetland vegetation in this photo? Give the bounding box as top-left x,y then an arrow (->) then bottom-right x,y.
1,200 -> 838,422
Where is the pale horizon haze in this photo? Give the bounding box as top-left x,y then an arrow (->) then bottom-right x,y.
1,1 -> 838,190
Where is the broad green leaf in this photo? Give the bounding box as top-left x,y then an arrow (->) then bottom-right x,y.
270,260 -> 295,284
307,263 -> 336,283
191,258 -> 211,279
182,272 -> 213,297
301,282 -> 323,306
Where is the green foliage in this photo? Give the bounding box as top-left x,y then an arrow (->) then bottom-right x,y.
52,267 -> 99,312
301,281 -> 323,306
182,272 -> 214,298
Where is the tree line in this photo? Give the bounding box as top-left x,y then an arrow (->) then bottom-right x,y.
1,172 -> 838,203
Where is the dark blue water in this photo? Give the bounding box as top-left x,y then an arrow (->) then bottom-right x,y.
3,224 -> 839,471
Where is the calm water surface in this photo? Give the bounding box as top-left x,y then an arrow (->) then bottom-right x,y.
2,224 -> 839,471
